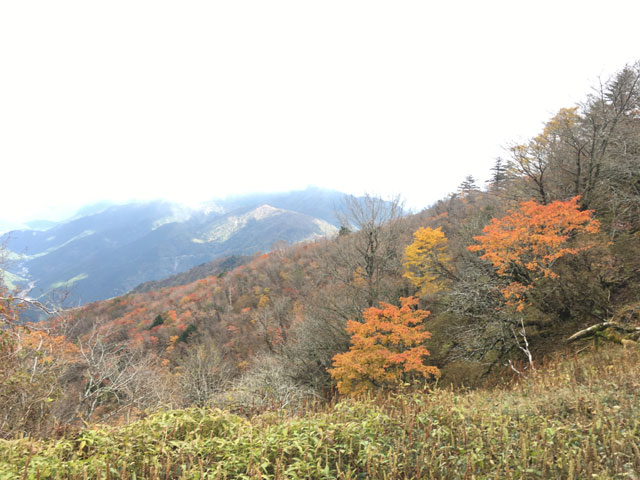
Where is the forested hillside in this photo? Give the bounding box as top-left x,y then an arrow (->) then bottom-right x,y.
1,62 -> 640,478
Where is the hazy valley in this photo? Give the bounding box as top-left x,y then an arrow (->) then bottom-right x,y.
1,187 -> 343,308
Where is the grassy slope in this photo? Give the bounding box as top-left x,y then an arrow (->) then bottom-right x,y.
1,345 -> 639,479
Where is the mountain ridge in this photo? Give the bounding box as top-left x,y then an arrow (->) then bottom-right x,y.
1,187 -> 345,309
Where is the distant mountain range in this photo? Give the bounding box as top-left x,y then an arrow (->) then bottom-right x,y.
1,187 -> 345,307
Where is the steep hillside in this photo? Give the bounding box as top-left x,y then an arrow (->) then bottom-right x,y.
130,255 -> 250,294
2,63 -> 639,463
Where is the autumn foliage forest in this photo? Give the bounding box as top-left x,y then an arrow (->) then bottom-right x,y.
2,62 -> 640,477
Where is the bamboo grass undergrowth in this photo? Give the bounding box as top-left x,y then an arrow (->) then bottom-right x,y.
1,345 -> 639,479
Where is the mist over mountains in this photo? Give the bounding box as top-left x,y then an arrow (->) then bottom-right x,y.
1,187 -> 345,307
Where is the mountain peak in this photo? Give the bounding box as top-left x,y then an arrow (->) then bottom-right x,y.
246,204 -> 284,221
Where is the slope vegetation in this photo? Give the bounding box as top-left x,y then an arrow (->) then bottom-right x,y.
1,345 -> 638,479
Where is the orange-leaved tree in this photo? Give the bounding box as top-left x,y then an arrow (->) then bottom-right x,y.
403,226 -> 452,296
467,196 -> 600,310
329,297 -> 440,396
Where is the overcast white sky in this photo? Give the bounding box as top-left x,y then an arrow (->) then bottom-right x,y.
1,1 -> 639,224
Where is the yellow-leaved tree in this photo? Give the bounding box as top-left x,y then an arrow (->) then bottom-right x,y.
329,297 -> 440,396
403,226 -> 452,296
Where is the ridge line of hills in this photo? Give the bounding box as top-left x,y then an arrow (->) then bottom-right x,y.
1,187 -> 356,309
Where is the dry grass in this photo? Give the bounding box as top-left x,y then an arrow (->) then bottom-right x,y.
1,345 -> 639,479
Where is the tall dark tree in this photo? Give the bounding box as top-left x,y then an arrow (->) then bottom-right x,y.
488,158 -> 508,190
458,175 -> 479,196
